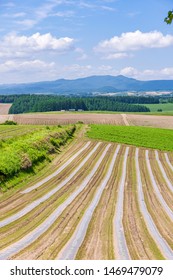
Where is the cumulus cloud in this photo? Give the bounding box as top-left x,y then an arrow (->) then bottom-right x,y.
95,30 -> 173,54
0,32 -> 75,58
119,67 -> 173,80
0,60 -> 55,73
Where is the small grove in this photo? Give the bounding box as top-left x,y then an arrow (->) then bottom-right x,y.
0,124 -> 76,190
87,124 -> 173,151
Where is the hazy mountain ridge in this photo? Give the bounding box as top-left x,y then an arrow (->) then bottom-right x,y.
0,75 -> 173,95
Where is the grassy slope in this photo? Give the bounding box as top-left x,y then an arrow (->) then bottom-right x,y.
0,124 -> 76,192
87,124 -> 173,151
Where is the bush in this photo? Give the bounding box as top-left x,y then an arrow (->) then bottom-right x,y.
1,120 -> 17,125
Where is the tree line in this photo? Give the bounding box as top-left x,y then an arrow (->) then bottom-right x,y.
0,95 -> 153,113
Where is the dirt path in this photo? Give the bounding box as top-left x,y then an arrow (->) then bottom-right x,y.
57,145 -> 120,260
121,114 -> 130,126
113,147 -> 130,260
135,148 -> 173,260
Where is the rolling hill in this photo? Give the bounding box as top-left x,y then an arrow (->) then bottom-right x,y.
0,75 -> 173,95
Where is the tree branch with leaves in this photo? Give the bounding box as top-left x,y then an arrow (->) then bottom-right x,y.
165,10 -> 173,24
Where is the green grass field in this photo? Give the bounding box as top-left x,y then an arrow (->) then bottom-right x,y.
141,103 -> 173,112
87,124 -> 173,151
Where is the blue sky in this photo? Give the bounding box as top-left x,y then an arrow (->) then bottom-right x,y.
0,0 -> 173,83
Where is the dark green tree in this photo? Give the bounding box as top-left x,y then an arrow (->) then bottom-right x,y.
165,10 -> 173,24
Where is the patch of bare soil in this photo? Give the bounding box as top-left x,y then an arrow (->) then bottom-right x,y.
128,114 -> 173,129
0,104 -> 12,115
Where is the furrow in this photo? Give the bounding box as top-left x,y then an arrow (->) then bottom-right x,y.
13,144 -> 113,260
145,150 -> 173,220
75,146 -> 124,260
123,148 -> 163,259
0,141 -> 94,216
149,151 -> 173,212
123,148 -> 147,259
113,147 -> 130,260
155,151 -> 173,193
135,148 -> 173,260
0,144 -> 106,248
0,143 -> 111,260
21,141 -> 91,194
57,145 -> 120,260
165,153 -> 173,172
0,142 -> 101,228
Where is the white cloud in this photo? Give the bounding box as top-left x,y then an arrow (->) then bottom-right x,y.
52,10 -> 75,17
2,12 -> 26,18
119,67 -> 173,80
103,52 -> 128,59
15,19 -> 38,29
95,30 -> 173,53
120,67 -> 138,77
78,1 -> 116,12
0,60 -> 55,73
75,48 -> 88,60
0,33 -> 75,58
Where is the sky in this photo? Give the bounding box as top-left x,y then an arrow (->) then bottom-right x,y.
0,0 -> 173,84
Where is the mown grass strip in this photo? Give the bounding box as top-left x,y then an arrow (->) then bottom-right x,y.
87,124 -> 173,151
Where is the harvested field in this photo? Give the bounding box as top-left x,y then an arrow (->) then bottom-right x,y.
128,114 -> 173,129
0,104 -> 12,115
0,138 -> 173,260
12,113 -> 124,125
1,113 -> 173,130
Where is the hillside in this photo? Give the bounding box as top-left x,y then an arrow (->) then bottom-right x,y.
0,75 -> 173,95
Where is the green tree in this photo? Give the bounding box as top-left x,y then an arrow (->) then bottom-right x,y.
165,10 -> 173,24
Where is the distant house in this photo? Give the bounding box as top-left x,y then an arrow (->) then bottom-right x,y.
69,109 -> 75,111
78,109 -> 83,112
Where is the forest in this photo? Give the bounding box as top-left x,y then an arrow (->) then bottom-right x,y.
0,95 -> 153,113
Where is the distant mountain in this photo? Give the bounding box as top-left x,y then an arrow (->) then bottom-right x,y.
0,75 -> 173,95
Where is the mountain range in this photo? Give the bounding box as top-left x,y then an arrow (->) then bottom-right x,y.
0,75 -> 173,95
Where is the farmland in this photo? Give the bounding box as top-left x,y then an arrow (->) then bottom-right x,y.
141,103 -> 173,113
1,112 -> 173,130
0,123 -> 173,260
0,104 -> 12,115
87,125 -> 173,151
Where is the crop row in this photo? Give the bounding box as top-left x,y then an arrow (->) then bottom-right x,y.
0,141 -> 173,259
